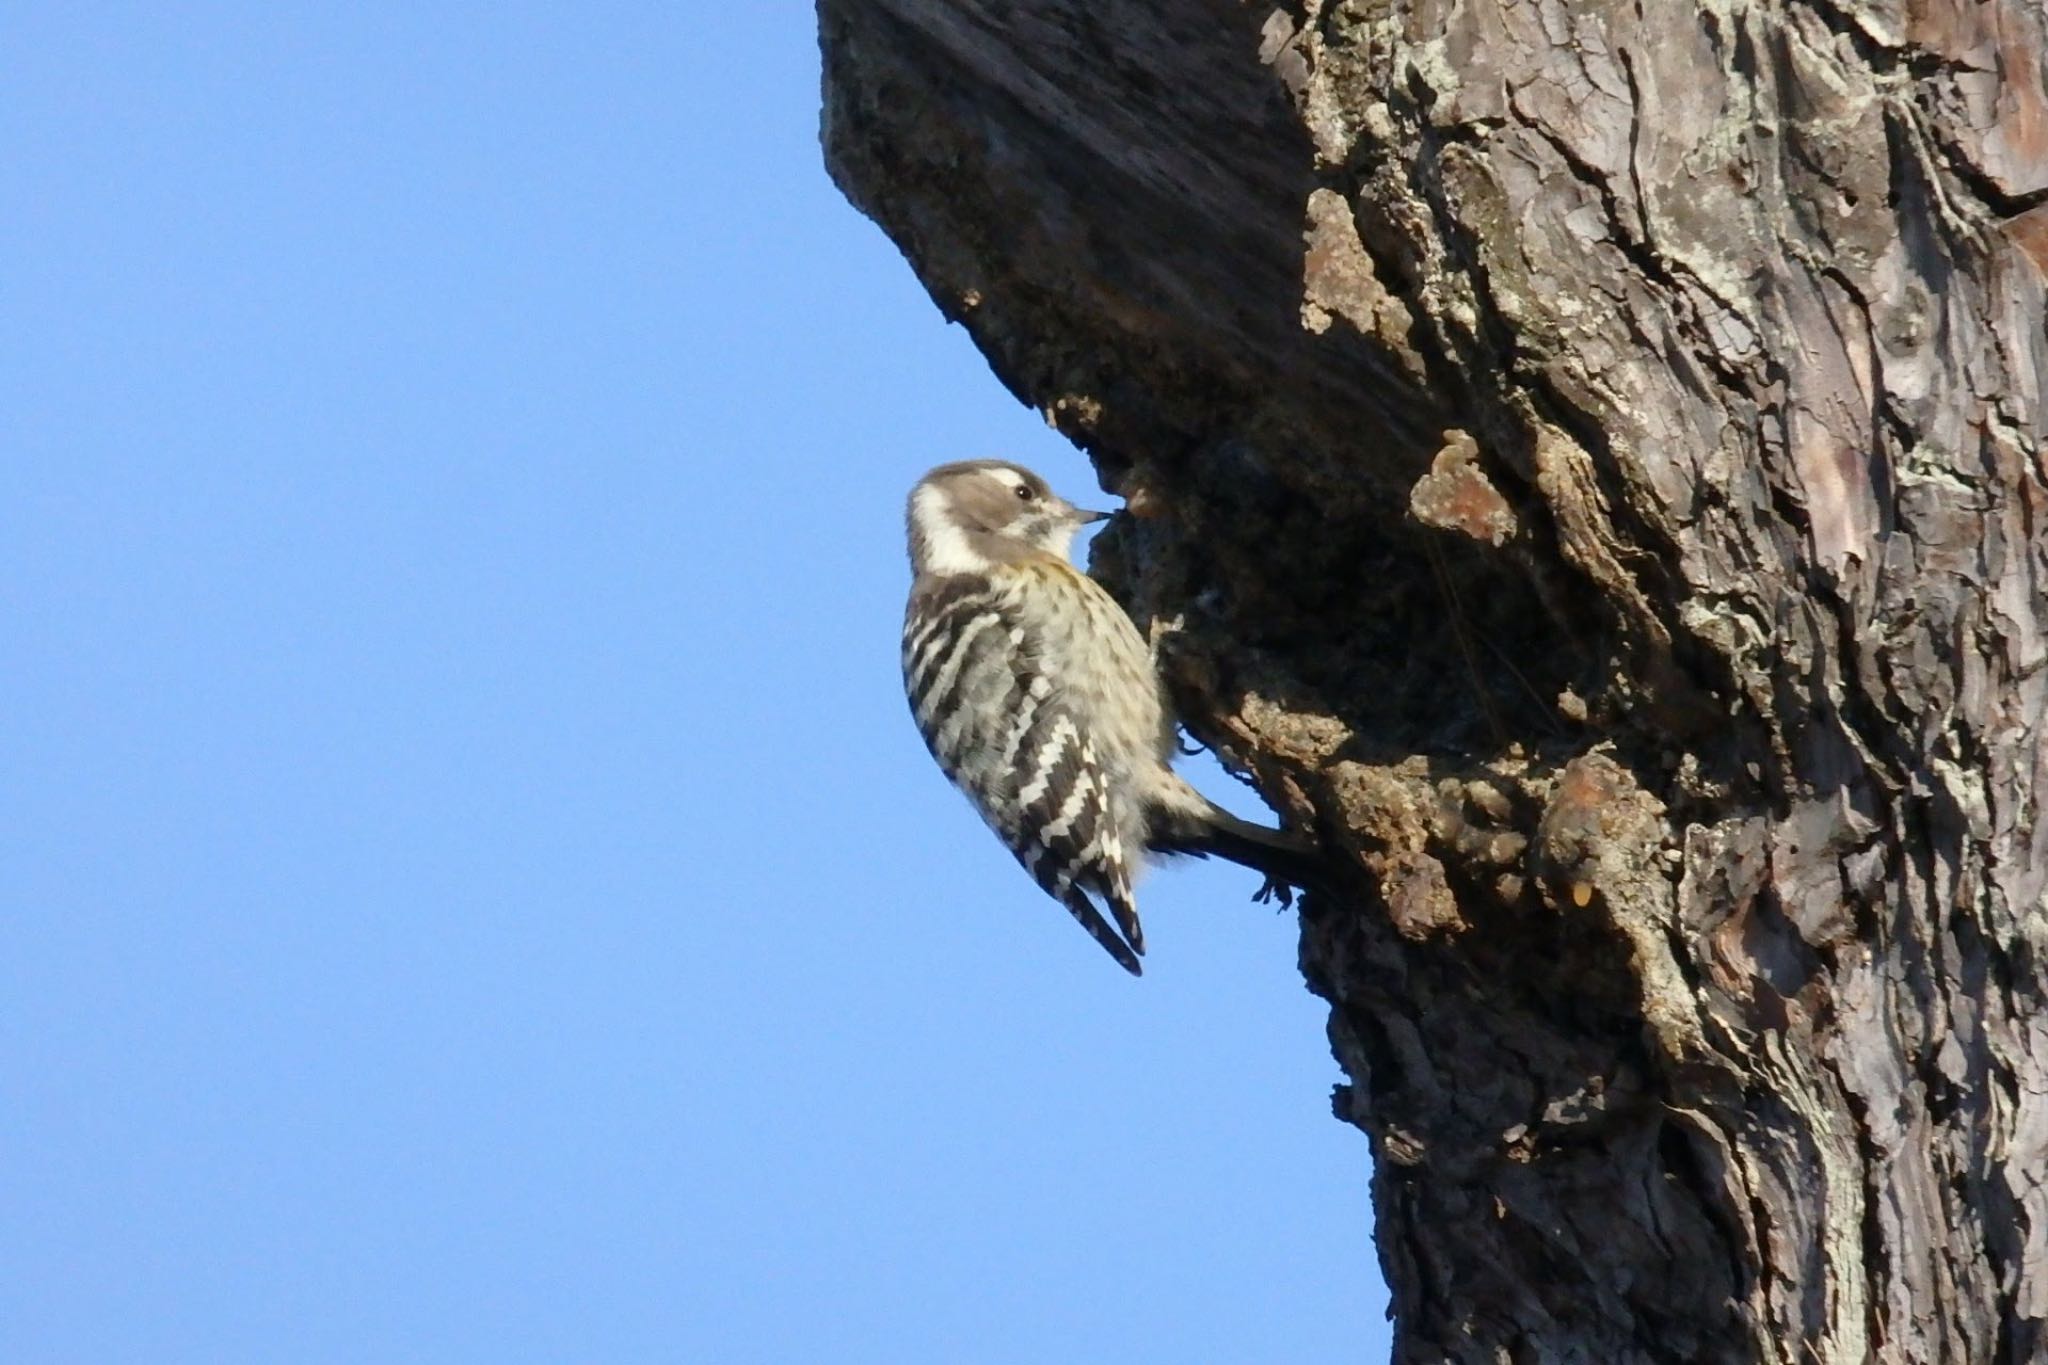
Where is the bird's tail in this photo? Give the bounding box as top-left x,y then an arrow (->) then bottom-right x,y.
1147,784 -> 1327,896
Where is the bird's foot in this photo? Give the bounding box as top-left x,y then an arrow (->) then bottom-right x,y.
1253,875 -> 1296,909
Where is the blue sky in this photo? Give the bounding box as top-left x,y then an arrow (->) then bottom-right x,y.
3,6 -> 1388,1360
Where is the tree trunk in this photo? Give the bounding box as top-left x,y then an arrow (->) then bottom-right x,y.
816,2 -> 2048,1360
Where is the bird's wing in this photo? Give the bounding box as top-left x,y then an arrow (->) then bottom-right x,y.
903,571 -> 1144,973
1060,884 -> 1143,976
1003,703 -> 1144,973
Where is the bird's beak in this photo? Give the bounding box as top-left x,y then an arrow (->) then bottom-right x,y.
1074,507 -> 1113,524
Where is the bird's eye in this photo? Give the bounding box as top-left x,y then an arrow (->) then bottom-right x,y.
1015,484 -> 1037,501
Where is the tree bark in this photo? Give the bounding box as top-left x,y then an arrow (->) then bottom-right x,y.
817,2 -> 2048,1360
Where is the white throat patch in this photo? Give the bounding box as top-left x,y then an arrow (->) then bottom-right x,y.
1037,521 -> 1080,559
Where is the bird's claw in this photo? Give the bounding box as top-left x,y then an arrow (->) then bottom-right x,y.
1253,876 -> 1296,909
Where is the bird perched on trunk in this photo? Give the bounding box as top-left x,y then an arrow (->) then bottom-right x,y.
900,459 -> 1317,974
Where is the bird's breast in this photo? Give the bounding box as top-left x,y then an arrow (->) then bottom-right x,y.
993,558 -> 1169,773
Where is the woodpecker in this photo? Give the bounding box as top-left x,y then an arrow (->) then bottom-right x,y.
900,459 -> 1315,975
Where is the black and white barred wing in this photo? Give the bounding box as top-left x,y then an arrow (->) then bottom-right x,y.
902,573 -> 1145,974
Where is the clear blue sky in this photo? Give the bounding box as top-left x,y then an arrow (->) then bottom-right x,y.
3,7 -> 1389,1361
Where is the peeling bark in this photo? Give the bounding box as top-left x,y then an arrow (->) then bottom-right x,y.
819,2 -> 2048,1360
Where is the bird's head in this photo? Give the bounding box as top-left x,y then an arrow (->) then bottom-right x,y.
905,460 -> 1110,577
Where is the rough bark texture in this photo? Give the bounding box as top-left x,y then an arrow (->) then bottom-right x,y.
818,3 -> 2048,1360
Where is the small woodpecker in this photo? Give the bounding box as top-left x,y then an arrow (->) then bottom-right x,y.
900,459 -> 1316,974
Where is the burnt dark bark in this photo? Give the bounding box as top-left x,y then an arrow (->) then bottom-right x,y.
818,3 -> 2048,1360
